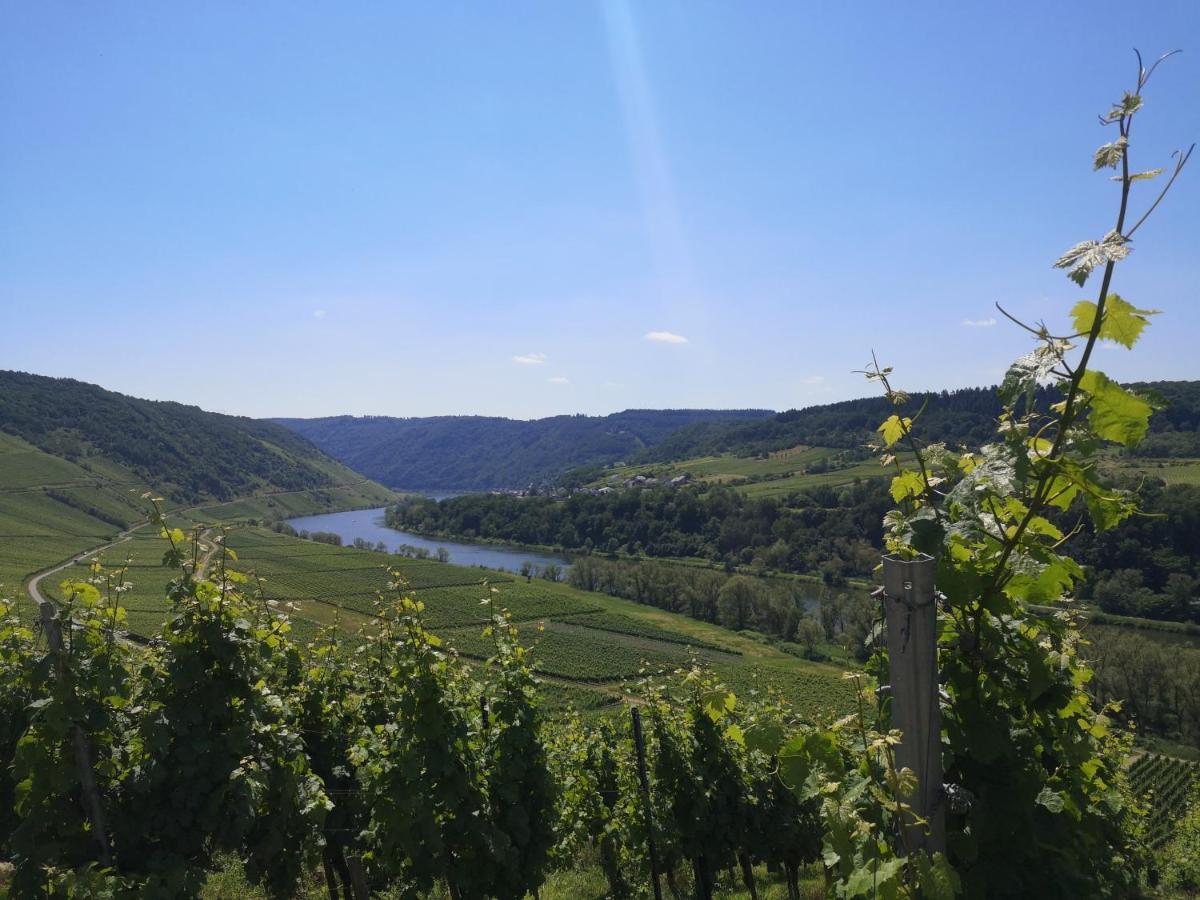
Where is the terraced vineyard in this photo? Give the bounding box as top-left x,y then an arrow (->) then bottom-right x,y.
0,423 -> 395,611
55,519 -> 856,722
0,433 -> 140,601
1128,753 -> 1199,846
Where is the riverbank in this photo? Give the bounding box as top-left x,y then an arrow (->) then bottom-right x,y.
381,516 -> 872,595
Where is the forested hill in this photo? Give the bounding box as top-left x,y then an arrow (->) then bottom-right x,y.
639,380 -> 1200,463
274,409 -> 774,490
0,370 -> 389,503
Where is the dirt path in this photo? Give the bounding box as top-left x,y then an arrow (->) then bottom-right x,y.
25,525 -> 145,607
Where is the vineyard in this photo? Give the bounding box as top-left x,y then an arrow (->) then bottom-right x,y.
0,427 -> 393,616
1129,754 -> 1200,846
40,518 -> 857,724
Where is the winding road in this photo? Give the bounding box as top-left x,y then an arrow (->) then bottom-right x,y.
25,522 -> 217,616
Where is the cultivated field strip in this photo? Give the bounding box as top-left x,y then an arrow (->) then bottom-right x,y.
1129,753 -> 1199,846
559,609 -> 740,654
438,620 -> 693,683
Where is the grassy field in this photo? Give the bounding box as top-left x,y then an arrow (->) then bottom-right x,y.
596,444 -> 896,497
1115,458 -> 1200,485
598,447 -> 1200,498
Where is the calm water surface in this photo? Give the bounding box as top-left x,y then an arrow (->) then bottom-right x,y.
284,507 -> 572,574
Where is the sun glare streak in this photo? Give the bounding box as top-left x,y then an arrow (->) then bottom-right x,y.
602,0 -> 700,322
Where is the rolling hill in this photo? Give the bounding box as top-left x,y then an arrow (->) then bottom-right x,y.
273,408 -> 774,490
0,370 -> 395,503
0,370 -> 396,603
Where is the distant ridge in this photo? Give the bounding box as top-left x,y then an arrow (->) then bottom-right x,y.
636,380 -> 1200,463
274,409 -> 775,490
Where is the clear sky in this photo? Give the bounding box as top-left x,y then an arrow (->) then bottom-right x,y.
2,2 -> 1197,420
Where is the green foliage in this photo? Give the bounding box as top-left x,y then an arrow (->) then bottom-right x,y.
353,589 -> 494,897
480,603 -> 557,899
1085,627 -> 1200,745
114,510 -> 329,896
839,61 -> 1191,897
0,596 -> 36,858
562,718 -> 640,898
642,669 -> 823,899
391,479 -> 892,586
1079,370 -> 1155,447
1128,754 -> 1199,847
1158,778 -> 1200,893
7,575 -> 134,897
1070,294 -> 1158,349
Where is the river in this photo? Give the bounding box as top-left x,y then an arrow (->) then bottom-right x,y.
284,507 -> 572,574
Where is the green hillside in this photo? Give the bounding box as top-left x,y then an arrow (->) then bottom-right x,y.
637,380 -> 1200,464
593,444 -> 894,497
0,374 -> 396,603
0,370 -> 390,503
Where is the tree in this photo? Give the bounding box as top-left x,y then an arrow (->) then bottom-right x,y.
794,616 -> 824,660
717,576 -> 758,631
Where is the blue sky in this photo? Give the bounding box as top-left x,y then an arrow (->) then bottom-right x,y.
2,2 -> 1197,419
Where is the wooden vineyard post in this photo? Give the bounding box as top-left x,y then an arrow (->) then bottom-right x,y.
37,599 -> 114,868
880,553 -> 945,854
630,706 -> 663,900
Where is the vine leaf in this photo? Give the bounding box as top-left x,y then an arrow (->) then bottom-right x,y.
1070,294 -> 1158,348
914,853 -> 962,900
878,415 -> 911,448
845,857 -> 905,897
1102,91 -> 1142,123
1053,231 -> 1130,286
1004,554 -> 1083,604
1078,370 -> 1153,446
1093,136 -> 1126,170
700,689 -> 735,721
1036,786 -> 1066,814
889,470 -> 925,503
1112,168 -> 1163,182
999,344 -> 1065,409
778,730 -> 841,798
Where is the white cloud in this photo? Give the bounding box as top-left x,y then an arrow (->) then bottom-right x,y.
312,309 -> 327,319
547,376 -> 569,384
1098,340 -> 1123,351
802,375 -> 825,385
513,352 -> 547,365
644,330 -> 688,344
961,318 -> 997,328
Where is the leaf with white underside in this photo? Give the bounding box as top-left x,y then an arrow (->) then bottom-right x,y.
1111,168 -> 1163,182
1102,91 -> 1142,123
1093,136 -> 1126,170
1053,231 -> 1130,286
